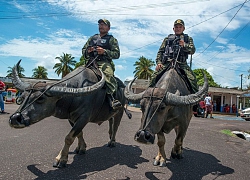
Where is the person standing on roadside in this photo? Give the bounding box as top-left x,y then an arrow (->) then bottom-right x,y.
0,80 -> 6,114
204,93 -> 214,118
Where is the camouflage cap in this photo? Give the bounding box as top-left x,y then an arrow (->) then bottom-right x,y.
174,19 -> 185,27
98,19 -> 111,27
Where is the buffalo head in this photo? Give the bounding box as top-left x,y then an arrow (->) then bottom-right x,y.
125,69 -> 208,144
9,60 -> 106,128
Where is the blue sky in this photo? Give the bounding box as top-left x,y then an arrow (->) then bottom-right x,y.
0,0 -> 249,88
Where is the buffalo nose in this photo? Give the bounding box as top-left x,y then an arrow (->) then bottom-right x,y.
134,130 -> 155,144
9,113 -> 27,128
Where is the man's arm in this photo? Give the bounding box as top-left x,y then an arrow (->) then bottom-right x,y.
82,37 -> 93,59
106,36 -> 120,59
156,37 -> 168,65
182,36 -> 195,54
155,37 -> 168,71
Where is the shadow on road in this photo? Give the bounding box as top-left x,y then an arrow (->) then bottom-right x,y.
27,143 -> 149,179
145,147 -> 234,180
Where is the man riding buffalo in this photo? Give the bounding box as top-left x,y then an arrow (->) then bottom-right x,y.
82,19 -> 122,110
124,19 -> 208,167
150,19 -> 198,94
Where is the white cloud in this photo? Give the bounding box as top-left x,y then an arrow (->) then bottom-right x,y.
0,0 -> 249,87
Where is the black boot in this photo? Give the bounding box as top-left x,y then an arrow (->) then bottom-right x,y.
107,94 -> 122,110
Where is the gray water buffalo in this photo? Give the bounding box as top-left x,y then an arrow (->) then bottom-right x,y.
9,60 -> 127,168
125,67 -> 208,167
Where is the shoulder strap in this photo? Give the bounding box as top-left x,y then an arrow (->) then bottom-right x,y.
183,34 -> 189,43
165,34 -> 175,46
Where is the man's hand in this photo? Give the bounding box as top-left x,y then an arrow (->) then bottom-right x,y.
87,46 -> 95,53
96,46 -> 106,55
179,39 -> 185,47
156,63 -> 164,71
87,46 -> 105,55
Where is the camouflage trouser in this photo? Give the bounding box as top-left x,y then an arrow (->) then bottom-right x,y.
150,62 -> 198,93
97,60 -> 117,95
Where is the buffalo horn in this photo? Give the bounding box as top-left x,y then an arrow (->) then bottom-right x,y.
46,70 -> 106,97
12,59 -> 31,91
124,77 -> 145,103
164,72 -> 208,105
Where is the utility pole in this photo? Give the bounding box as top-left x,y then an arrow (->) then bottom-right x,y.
240,74 -> 243,90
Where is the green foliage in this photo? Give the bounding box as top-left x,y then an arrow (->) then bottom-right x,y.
193,68 -> 220,87
220,129 -> 236,137
6,63 -> 25,78
75,55 -> 87,69
32,66 -> 48,79
133,56 -> 155,80
53,53 -> 76,78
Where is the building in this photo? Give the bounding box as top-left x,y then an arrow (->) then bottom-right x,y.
2,76 -> 249,113
124,79 -> 249,113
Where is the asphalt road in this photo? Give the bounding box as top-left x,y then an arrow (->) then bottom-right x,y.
0,103 -> 250,180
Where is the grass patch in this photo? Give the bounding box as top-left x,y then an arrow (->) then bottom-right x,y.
220,129 -> 236,137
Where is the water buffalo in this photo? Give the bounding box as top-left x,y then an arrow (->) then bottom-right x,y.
9,60 -> 127,168
124,67 -> 208,167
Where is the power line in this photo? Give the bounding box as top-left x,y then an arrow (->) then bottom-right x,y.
192,20 -> 250,73
193,0 -> 248,59
0,0 -> 210,19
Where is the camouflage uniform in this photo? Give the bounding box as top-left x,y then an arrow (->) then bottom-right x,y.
150,20 -> 198,93
82,30 -> 120,95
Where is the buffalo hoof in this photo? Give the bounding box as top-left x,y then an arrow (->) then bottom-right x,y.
74,148 -> 86,155
153,160 -> 166,167
78,150 -> 86,155
53,160 -> 67,168
159,161 -> 167,167
107,141 -> 116,147
171,152 -> 184,159
153,159 -> 160,166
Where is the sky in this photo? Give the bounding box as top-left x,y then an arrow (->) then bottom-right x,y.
0,0 -> 250,89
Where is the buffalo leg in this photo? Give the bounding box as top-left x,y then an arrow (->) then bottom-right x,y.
107,110 -> 122,147
68,120 -> 86,154
74,131 -> 87,155
154,131 -> 167,167
53,119 -> 89,168
53,131 -> 76,168
171,126 -> 186,159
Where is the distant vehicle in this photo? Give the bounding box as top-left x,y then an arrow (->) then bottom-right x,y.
193,101 -> 206,118
240,107 -> 250,121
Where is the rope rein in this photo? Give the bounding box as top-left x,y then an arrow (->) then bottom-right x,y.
141,46 -> 182,131
17,55 -> 100,113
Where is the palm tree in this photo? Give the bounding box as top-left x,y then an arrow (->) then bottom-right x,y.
133,56 -> 155,80
32,66 -> 48,79
53,53 -> 76,78
6,62 -> 25,78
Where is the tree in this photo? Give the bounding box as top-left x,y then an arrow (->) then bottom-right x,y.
193,68 -> 220,87
75,55 -> 87,69
53,53 -> 76,78
6,63 -> 25,78
32,66 -> 48,79
133,56 -> 155,80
